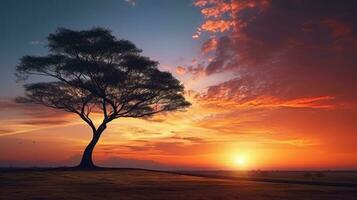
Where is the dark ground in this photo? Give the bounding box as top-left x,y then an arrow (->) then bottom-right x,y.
1,168 -> 357,200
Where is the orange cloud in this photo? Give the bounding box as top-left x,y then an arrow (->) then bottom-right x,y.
200,20 -> 233,33
201,37 -> 218,54
193,0 -> 270,37
201,2 -> 231,18
201,95 -> 337,110
193,0 -> 217,7
176,66 -> 187,75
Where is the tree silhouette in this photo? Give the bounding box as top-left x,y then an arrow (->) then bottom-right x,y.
16,28 -> 191,168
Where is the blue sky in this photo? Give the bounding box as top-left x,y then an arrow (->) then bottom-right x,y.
0,0 -> 203,97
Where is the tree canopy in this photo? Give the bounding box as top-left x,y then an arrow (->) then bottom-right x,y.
16,27 -> 191,168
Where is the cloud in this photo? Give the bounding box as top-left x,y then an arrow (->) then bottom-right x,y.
0,98 -> 69,117
202,76 -> 338,109
200,20 -> 233,32
0,98 -> 77,136
261,138 -> 320,147
201,37 -> 218,54
21,119 -> 69,125
170,136 -> 206,144
29,41 -> 45,45
200,2 -> 231,18
175,66 -> 187,75
124,0 -> 136,6
192,34 -> 200,39
192,0 -> 357,107
202,94 -> 336,110
0,129 -> 14,135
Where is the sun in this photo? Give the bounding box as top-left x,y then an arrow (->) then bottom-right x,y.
234,155 -> 247,167
226,150 -> 254,169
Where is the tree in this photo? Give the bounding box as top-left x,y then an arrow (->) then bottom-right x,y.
16,28 -> 191,168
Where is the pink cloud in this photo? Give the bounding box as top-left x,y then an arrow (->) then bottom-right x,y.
176,66 -> 187,75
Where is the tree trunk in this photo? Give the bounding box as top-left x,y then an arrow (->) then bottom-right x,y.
78,127 -> 105,169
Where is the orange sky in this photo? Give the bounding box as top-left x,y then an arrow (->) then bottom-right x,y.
1,0 -> 357,170
1,90 -> 357,170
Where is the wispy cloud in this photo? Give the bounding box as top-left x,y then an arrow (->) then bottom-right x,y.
29,41 -> 45,45
124,0 -> 136,6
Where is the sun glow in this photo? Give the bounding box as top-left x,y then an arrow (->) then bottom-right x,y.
234,155 -> 247,168
235,157 -> 245,165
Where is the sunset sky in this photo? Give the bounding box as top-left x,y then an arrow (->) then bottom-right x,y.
1,0 -> 357,170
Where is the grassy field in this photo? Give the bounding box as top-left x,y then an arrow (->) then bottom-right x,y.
179,170 -> 357,185
1,169 -> 357,200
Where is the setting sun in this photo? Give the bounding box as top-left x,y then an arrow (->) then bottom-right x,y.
234,155 -> 247,168
235,157 -> 245,165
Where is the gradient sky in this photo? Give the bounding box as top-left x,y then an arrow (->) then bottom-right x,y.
1,0 -> 357,170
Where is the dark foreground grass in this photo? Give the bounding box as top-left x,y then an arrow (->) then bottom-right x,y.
1,168 -> 357,200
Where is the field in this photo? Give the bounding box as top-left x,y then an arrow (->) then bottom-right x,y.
1,169 -> 357,200
179,170 -> 357,185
